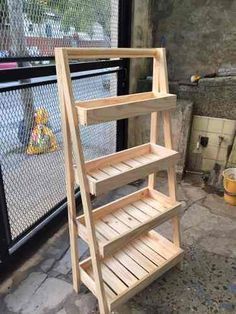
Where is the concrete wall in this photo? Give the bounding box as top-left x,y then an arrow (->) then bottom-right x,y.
152,0 -> 236,81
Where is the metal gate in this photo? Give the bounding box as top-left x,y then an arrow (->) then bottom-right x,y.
0,0 -> 131,262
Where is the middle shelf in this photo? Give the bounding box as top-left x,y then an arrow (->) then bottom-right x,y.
77,187 -> 181,257
74,143 -> 179,195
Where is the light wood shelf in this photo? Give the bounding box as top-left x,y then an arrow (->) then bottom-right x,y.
74,143 -> 179,195
80,230 -> 184,311
77,187 -> 181,257
56,47 -> 183,314
76,92 -> 176,125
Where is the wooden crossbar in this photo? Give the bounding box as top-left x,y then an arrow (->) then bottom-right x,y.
55,47 -> 159,59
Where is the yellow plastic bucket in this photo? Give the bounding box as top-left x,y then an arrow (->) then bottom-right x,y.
223,168 -> 236,206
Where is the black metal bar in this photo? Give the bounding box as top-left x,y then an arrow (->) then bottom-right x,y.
0,59 -> 125,83
0,56 -> 55,63
0,68 -> 123,93
116,0 -> 132,151
9,188 -> 81,249
0,165 -> 11,263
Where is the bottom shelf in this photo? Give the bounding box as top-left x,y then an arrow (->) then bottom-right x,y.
80,230 -> 183,311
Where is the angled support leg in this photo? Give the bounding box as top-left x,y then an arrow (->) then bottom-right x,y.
56,49 -> 109,313
148,49 -> 159,189
158,48 -> 182,268
56,61 -> 80,293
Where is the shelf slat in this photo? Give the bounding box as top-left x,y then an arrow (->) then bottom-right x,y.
79,230 -> 184,311
74,143 -> 179,195
76,92 -> 176,125
77,188 -> 181,257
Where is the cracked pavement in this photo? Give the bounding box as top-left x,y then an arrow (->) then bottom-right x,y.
0,174 -> 235,313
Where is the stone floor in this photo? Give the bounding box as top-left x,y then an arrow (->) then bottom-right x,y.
0,174 -> 235,314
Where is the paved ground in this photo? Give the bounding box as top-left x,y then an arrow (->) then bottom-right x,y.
0,174 -> 235,313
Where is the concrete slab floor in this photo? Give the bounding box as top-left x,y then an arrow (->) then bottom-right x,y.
0,174 -> 235,314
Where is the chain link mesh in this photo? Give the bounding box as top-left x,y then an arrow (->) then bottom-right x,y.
0,0 -> 118,58
0,0 -> 119,241
0,73 -> 117,240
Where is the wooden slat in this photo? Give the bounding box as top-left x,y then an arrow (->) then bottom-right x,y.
77,188 -> 148,224
83,264 -> 117,301
132,200 -> 161,216
104,256 -> 137,286
85,144 -> 179,195
88,169 -> 110,180
96,220 -> 119,240
123,158 -> 142,168
101,204 -> 179,257
132,239 -> 166,266
76,92 -> 176,125
101,264 -> 128,294
122,204 -> 150,222
143,197 -> 166,212
112,208 -> 140,228
102,214 -> 130,234
62,47 -> 159,59
112,162 -> 131,171
114,251 -> 148,279
85,143 -> 150,172
110,250 -> 184,310
124,245 -> 156,273
102,166 -> 121,176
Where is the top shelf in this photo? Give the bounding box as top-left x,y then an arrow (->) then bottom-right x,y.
76,92 -> 176,125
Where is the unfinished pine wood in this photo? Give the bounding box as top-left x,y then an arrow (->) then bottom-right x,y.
57,47 -> 159,59
79,230 -> 184,311
74,143 -> 179,195
56,47 -> 183,314
77,188 -> 181,257
76,92 -> 176,125
55,48 -> 109,314
158,48 -> 182,255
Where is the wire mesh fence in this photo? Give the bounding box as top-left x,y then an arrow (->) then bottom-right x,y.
0,71 -> 118,241
0,0 -> 118,58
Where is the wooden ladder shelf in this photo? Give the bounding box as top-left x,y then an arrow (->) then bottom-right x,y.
56,48 -> 183,314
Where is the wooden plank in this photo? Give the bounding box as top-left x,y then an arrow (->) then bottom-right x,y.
93,151 -> 179,195
110,250 -> 184,310
104,256 -> 137,286
102,204 -> 179,257
55,48 -> 109,313
112,162 -> 131,171
124,245 -> 156,273
123,204 -> 150,222
102,214 -> 130,234
148,188 -> 177,206
101,264 -> 128,294
77,188 -> 148,224
96,220 -> 119,240
112,208 -> 140,228
148,53 -> 160,188
55,50 -> 80,293
132,200 -> 161,216
81,262 -> 117,301
101,166 -> 121,176
76,92 -> 176,125
132,239 -> 166,266
123,158 -> 142,168
114,251 -> 148,279
62,47 -> 159,59
134,155 -> 154,164
85,143 -> 150,172
158,47 -> 182,258
88,169 -> 110,180
143,197 -> 165,212
78,221 -> 108,243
